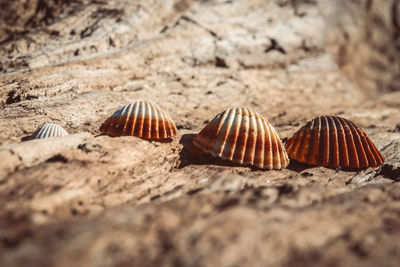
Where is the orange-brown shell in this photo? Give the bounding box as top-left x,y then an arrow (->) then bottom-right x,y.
285,116 -> 384,169
193,107 -> 289,170
99,101 -> 178,141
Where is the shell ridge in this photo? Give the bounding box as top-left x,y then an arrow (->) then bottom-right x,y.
365,136 -> 384,165
48,125 -> 53,137
37,126 -> 45,139
254,115 -> 266,169
130,102 -> 140,136
264,118 -> 273,169
164,109 -> 173,139
348,120 -> 368,168
274,124 -> 284,169
219,108 -> 237,159
248,110 -> 258,165
166,110 -> 178,135
329,116 -> 340,167
213,108 -> 235,157
114,105 -> 124,135
236,109 -> 250,164
44,124 -> 52,139
334,117 -> 349,167
193,114 -> 220,153
305,118 -> 316,164
111,106 -> 122,118
310,116 -> 321,164
356,122 -> 383,166
224,108 -> 243,161
159,107 -> 167,139
159,106 -> 169,139
200,118 -> 219,152
323,116 -> 330,165
285,118 -> 306,154
370,137 -> 384,163
117,104 -> 130,134
285,137 -> 293,152
133,102 -> 141,137
123,103 -> 134,135
57,125 -> 61,137
275,126 -> 287,169
285,130 -> 299,155
317,116 -> 326,165
251,110 -> 264,168
143,102 -> 150,139
270,124 -> 281,169
122,103 -> 131,117
335,117 -> 350,166
213,111 -> 229,140
302,120 -> 315,162
136,102 -> 144,137
343,119 -> 360,168
120,103 -> 129,117
293,125 -> 308,160
152,104 -> 160,139
359,129 -> 377,167
197,114 -> 219,153
295,121 -> 313,160
126,103 -> 135,136
149,102 -> 155,138
45,124 -> 53,138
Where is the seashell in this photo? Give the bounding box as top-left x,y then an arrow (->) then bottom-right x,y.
99,101 -> 178,141
285,116 -> 384,169
192,107 -> 289,170
31,123 -> 69,139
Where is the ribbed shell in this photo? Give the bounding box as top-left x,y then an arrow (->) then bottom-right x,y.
285,116 -> 384,169
99,101 -> 178,140
193,107 -> 289,170
31,123 -> 69,139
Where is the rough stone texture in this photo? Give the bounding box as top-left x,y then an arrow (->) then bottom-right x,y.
0,0 -> 400,266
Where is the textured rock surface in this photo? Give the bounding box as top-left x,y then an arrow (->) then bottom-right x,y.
1,0 -> 400,266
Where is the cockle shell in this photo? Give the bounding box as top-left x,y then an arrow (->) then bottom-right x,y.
99,101 -> 178,141
285,116 -> 384,169
31,123 -> 69,139
193,107 -> 289,170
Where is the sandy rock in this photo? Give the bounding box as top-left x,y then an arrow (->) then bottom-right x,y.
1,0 -> 400,266
0,133 -> 91,180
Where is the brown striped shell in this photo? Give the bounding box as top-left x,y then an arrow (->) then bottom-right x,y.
193,107 -> 289,170
285,116 -> 384,169
99,101 -> 178,141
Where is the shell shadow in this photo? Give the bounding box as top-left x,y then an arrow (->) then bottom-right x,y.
286,159 -> 363,173
286,160 -> 315,173
379,164 -> 400,181
21,135 -> 33,142
178,134 -> 267,171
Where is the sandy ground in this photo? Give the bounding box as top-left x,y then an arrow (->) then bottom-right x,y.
1,0 -> 400,266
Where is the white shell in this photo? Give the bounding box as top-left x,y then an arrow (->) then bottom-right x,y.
31,123 -> 69,139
